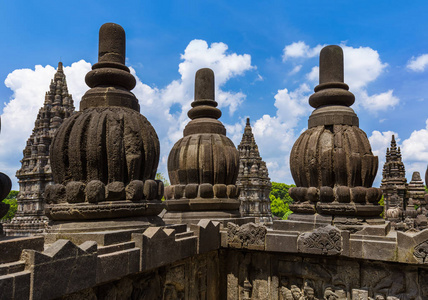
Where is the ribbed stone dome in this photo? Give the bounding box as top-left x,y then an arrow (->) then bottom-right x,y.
51,106 -> 159,185
290,124 -> 378,188
168,133 -> 239,186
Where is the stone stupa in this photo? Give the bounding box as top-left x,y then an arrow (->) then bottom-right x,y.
163,68 -> 241,224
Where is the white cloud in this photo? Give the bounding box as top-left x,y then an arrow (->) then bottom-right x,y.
401,119 -> 428,163
407,54 -> 428,72
360,90 -> 399,112
289,65 -> 302,75
282,41 -> 324,61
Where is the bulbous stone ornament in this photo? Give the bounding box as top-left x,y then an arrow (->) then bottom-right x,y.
46,23 -> 163,225
289,45 -> 383,223
163,68 -> 241,224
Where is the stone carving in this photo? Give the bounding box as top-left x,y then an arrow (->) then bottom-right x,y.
380,135 -> 408,223
236,118 -> 273,225
288,45 -> 383,223
45,23 -> 163,226
298,225 -> 342,255
3,62 -> 74,236
227,222 -> 267,249
163,68 -> 241,224
413,240 -> 428,263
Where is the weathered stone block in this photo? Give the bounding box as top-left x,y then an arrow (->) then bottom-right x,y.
23,239 -> 97,300
66,181 -> 86,203
174,185 -> 185,199
143,180 -> 157,200
85,180 -> 105,203
125,180 -> 144,201
44,184 -> 66,204
265,232 -> 298,253
199,183 -> 213,198
213,184 -> 227,198
96,248 -> 140,284
190,219 -> 220,254
164,185 -> 174,200
185,184 -> 198,199
106,181 -> 125,200
0,236 -> 44,264
226,185 -> 237,198
155,180 -> 164,200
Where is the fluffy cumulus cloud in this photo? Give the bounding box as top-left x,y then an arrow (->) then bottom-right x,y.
282,41 -> 324,61
401,119 -> 428,176
407,54 -> 428,72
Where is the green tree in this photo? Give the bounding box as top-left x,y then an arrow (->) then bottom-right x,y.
2,190 -> 18,220
269,182 -> 295,220
155,173 -> 170,187
379,195 -> 385,218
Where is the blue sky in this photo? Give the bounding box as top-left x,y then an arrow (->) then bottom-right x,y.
1,1 -> 428,189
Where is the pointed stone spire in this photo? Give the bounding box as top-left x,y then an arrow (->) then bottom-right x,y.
236,118 -> 272,224
381,135 -> 408,223
288,45 -> 382,229
45,23 -> 163,230
4,62 -> 75,236
164,68 -> 240,224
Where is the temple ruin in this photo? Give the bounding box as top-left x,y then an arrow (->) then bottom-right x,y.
3,63 -> 75,236
1,23 -> 428,300
236,118 -> 272,225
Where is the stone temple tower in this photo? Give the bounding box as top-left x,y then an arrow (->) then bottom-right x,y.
236,118 -> 272,224
380,135 -> 408,221
287,45 -> 383,230
4,62 -> 75,236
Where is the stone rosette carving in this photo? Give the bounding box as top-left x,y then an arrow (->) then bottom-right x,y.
227,222 -> 267,250
413,240 -> 428,263
297,225 -> 342,255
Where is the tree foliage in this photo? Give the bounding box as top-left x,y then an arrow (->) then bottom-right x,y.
155,173 -> 170,187
269,182 -> 295,220
2,190 -> 18,220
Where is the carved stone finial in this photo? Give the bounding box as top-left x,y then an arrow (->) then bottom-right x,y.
164,68 -> 240,224
46,23 -> 162,226
289,45 -> 382,224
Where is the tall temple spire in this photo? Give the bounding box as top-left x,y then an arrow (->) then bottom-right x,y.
4,62 -> 75,236
236,118 -> 272,224
381,135 -> 408,225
